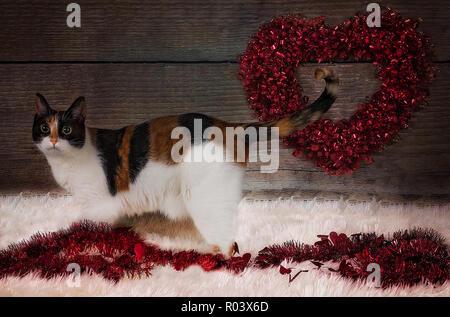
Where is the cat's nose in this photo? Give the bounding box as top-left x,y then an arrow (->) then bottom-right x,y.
50,138 -> 58,146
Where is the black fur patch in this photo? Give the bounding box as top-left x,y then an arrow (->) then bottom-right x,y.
95,128 -> 126,196
307,90 -> 336,113
57,112 -> 86,148
128,121 -> 150,183
178,113 -> 215,144
32,113 -> 55,143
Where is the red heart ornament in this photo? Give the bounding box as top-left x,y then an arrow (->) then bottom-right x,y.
239,9 -> 435,174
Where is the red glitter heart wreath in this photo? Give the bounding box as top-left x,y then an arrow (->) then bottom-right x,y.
239,9 -> 436,174
0,221 -> 448,288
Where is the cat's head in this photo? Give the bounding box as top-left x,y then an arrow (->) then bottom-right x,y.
32,93 -> 87,155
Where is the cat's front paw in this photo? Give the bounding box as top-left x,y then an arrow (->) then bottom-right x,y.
79,199 -> 122,225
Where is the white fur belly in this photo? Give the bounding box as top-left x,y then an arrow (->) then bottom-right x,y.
118,162 -> 189,219
117,144 -> 245,222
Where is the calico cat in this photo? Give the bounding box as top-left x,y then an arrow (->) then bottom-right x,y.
32,68 -> 338,255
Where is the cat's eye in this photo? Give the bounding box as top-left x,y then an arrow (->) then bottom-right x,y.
62,126 -> 72,135
40,124 -> 50,134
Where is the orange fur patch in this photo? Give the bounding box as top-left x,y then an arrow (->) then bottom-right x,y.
115,125 -> 135,192
149,115 -> 250,167
47,115 -> 58,144
149,116 -> 180,165
273,117 -> 295,137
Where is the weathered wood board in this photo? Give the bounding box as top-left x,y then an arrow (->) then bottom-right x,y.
0,1 -> 449,201
0,0 -> 449,62
1,63 -> 449,201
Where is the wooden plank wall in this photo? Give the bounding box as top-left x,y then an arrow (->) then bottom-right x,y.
0,0 -> 449,202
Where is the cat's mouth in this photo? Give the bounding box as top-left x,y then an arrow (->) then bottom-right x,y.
46,146 -> 61,152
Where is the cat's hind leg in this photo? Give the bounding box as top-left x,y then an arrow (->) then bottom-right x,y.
182,162 -> 243,256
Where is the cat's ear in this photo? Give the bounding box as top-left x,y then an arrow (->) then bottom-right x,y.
67,96 -> 87,121
35,93 -> 52,116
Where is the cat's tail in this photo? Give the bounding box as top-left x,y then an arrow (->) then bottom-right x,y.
242,67 -> 338,138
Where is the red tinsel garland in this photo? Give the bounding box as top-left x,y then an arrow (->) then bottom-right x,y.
239,9 -> 436,174
0,221 -> 448,288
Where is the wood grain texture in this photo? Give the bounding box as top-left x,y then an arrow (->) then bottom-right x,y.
0,0 -> 448,62
0,63 -> 449,201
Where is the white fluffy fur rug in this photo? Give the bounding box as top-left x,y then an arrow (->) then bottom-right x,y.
0,194 -> 448,297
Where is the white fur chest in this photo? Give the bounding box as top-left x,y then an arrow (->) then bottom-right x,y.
45,149 -> 109,199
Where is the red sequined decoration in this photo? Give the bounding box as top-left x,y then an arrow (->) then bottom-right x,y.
0,222 -> 448,288
239,9 -> 436,174
0,221 -> 251,282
